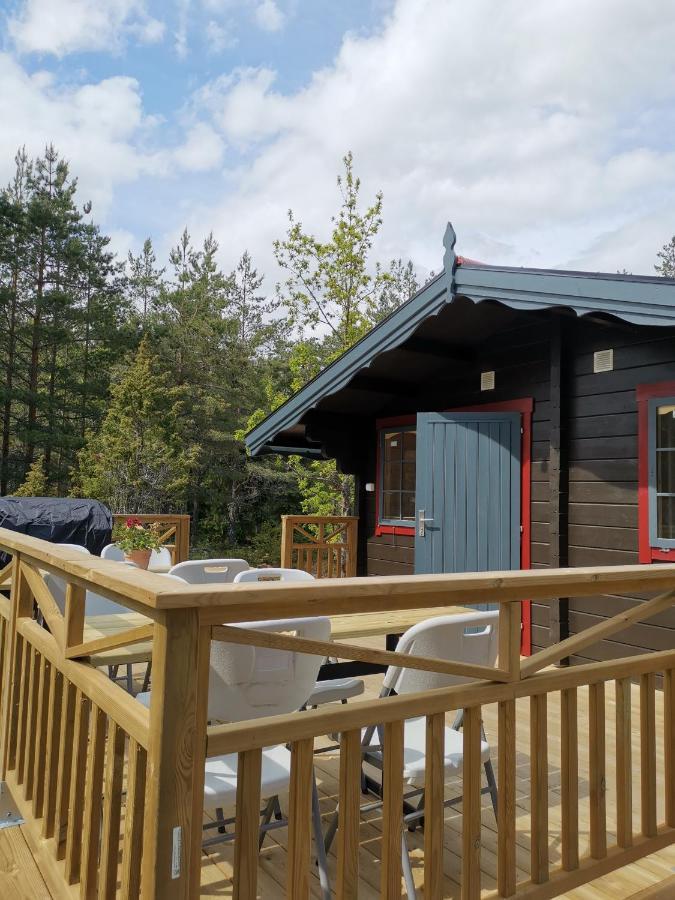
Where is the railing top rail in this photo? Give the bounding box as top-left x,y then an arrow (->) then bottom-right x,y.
112,513 -> 191,521
3,528 -> 675,614
281,515 -> 359,523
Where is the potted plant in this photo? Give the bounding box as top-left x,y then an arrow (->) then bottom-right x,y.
114,517 -> 162,569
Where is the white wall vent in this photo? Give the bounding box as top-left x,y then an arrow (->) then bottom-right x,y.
480,370 -> 495,391
593,349 -> 614,373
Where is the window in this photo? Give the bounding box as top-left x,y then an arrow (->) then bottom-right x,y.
649,397 -> 675,547
379,427 -> 416,527
637,381 -> 675,561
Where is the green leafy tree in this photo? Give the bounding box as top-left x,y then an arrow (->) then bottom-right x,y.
72,340 -> 198,512
270,152 -> 417,515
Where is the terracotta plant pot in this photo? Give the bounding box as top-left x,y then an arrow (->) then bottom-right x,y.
124,549 -> 152,569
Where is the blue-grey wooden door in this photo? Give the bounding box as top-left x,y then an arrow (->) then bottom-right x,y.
414,411 -> 521,574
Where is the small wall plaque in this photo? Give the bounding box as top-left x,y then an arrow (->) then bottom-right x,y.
481,370 -> 495,391
593,349 -> 614,373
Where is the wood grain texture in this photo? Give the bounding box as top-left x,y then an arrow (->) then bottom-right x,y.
287,738 -> 314,900
497,698 -> 516,897
589,681 -> 607,859
80,704 -> 106,899
641,672 -> 657,838
560,687 -> 579,871
99,721 -> 126,899
336,729 -> 362,900
530,693 -> 549,884
233,748 -> 262,900
64,691 -> 90,881
463,706 -> 482,900
424,713 -> 445,900
120,739 -> 147,900
616,677 -> 633,848
382,719 -> 404,899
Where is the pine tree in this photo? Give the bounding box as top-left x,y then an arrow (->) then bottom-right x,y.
656,237 -> 675,277
13,455 -> 49,496
72,340 -> 198,512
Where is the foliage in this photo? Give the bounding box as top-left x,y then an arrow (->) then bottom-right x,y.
72,339 -> 198,512
13,454 -> 49,496
113,517 -> 163,552
271,151 -> 418,515
0,144 -> 415,556
656,237 -> 675,278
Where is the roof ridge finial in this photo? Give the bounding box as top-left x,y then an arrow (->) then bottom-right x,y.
443,221 -> 457,286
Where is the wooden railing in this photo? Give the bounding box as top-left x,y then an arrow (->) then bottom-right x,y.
112,513 -> 191,565
1,531 -> 675,897
281,515 -> 358,577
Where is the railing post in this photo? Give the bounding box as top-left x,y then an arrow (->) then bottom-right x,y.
280,516 -> 292,569
499,601 -> 521,681
141,609 -> 210,899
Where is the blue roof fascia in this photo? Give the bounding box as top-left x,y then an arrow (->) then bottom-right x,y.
456,264 -> 675,327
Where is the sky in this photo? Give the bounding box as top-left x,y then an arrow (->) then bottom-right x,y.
2,0 -> 675,285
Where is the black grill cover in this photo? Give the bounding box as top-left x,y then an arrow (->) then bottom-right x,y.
0,497 -> 112,565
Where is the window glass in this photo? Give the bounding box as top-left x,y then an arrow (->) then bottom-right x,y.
380,428 -> 416,523
655,403 -> 675,541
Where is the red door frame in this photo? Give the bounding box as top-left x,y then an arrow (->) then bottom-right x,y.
375,397 -> 533,655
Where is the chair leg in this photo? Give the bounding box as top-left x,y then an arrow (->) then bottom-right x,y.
141,661 -> 152,693
401,831 -> 417,899
324,804 -> 339,855
259,796 -> 276,849
312,773 -> 331,900
215,807 -> 227,835
484,758 -> 498,817
126,664 -> 134,694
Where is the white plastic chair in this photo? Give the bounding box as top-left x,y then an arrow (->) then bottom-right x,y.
326,609 -> 500,898
233,568 -> 365,709
232,566 -> 314,583
148,546 -> 173,571
136,616 -> 332,897
101,543 -> 125,561
53,543 -> 90,554
168,558 -> 249,583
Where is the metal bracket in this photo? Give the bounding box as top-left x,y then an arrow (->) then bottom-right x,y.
0,782 -> 24,829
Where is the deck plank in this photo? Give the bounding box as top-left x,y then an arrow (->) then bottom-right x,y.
0,826 -> 52,899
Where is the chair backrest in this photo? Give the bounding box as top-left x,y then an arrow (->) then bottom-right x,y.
383,609 -> 500,695
44,573 -> 127,617
233,567 -> 315,583
101,543 -> 125,562
148,546 -> 173,571
168,559 -> 249,584
208,616 -> 330,722
53,543 -> 90,554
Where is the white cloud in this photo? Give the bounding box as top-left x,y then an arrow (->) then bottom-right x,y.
0,55 -> 151,213
205,19 -> 237,53
179,0 -> 675,279
174,122 -> 225,171
254,0 -> 284,32
9,0 -> 165,57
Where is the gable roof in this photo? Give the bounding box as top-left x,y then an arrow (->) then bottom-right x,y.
246,223 -> 675,457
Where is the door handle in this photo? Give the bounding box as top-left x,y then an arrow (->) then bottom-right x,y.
418,509 -> 434,537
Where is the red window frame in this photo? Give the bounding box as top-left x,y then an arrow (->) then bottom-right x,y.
374,398 -> 534,654
637,380 -> 675,563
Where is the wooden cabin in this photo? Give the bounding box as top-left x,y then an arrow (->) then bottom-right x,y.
246,223 -> 675,661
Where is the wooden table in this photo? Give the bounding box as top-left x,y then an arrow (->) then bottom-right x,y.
82,604 -> 472,672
